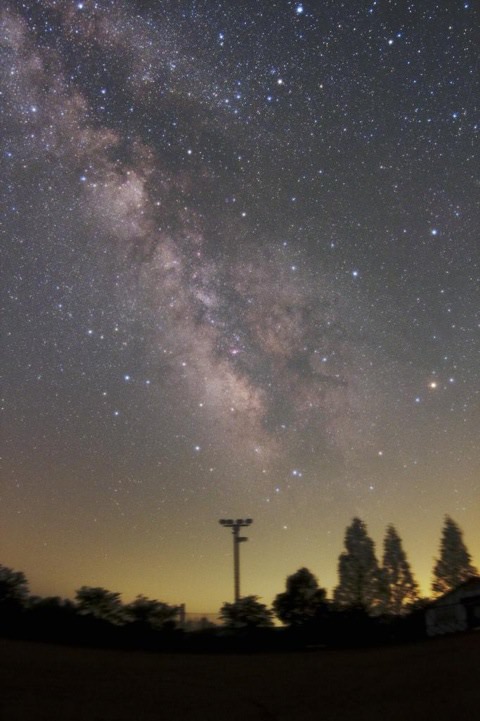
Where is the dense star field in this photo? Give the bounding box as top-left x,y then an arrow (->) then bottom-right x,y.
1,0 -> 479,613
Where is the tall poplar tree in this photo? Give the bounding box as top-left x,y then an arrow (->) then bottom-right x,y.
381,525 -> 419,614
432,516 -> 478,596
333,517 -> 382,614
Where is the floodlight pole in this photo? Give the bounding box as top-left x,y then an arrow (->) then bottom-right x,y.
219,518 -> 253,603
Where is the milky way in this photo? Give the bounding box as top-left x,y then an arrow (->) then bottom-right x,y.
1,1 -> 478,609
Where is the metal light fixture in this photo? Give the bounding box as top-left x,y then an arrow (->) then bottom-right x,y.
219,518 -> 253,602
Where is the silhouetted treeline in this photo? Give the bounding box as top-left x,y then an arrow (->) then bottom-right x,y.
0,584 -> 428,653
0,515 -> 477,652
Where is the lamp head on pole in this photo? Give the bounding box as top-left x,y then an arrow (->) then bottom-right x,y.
218,518 -> 253,529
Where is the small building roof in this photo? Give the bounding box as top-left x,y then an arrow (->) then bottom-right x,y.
428,576 -> 480,607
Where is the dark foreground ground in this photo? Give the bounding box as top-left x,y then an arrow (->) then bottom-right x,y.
0,633 -> 478,721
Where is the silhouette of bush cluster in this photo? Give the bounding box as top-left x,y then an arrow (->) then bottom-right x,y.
0,568 -> 182,651
0,515 -> 477,652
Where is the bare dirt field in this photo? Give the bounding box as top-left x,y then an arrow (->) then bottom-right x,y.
0,633 -> 478,721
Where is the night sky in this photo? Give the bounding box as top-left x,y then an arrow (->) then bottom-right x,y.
2,0 -> 479,614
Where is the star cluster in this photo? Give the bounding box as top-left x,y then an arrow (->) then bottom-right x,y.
1,0 -> 478,610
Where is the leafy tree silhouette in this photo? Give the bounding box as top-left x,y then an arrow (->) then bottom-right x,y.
220,595 -> 274,629
75,586 -> 126,625
125,594 -> 179,629
432,516 -> 478,596
380,525 -> 419,615
273,567 -> 329,626
334,518 -> 382,614
0,565 -> 29,636
0,565 -> 29,608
